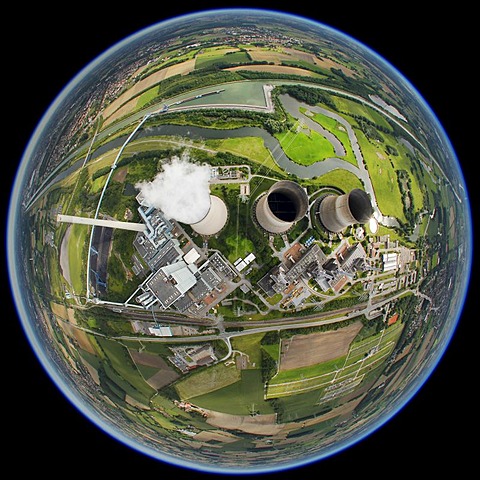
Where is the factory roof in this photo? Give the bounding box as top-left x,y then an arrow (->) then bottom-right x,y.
184,247 -> 201,265
163,261 -> 197,294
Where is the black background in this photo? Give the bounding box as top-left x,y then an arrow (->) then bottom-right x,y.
5,2 -> 477,478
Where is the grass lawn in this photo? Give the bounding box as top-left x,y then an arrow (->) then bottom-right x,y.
231,333 -> 265,368
190,369 -> 274,415
309,111 -> 357,166
206,136 -> 284,174
311,168 -> 364,192
276,129 -> 335,165
68,223 -> 89,295
175,362 -> 241,400
356,129 -> 406,222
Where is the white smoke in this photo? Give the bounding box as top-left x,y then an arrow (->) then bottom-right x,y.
135,154 -> 211,224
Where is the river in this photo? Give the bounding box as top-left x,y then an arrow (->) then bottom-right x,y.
31,91 -> 398,227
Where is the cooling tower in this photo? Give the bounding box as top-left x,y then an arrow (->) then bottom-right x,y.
255,180 -> 309,234
190,195 -> 228,236
318,189 -> 373,233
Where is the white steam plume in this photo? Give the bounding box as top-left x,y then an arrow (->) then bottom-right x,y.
135,155 -> 211,224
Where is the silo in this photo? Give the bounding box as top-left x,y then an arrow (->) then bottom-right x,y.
190,195 -> 228,236
255,180 -> 309,234
318,189 -> 373,233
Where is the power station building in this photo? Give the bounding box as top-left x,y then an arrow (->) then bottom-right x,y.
317,189 -> 373,233
190,195 -> 228,236
255,180 -> 309,234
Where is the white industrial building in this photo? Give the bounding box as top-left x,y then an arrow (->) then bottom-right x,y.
382,253 -> 398,272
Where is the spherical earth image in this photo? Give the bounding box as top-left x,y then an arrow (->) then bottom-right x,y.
7,8 -> 472,474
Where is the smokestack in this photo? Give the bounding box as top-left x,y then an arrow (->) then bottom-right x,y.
190,195 -> 228,236
318,189 -> 373,233
255,180 -> 309,234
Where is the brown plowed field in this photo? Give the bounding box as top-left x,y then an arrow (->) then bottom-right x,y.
130,350 -> 180,389
279,321 -> 362,371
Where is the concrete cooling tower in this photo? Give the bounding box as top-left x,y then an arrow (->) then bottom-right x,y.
318,189 -> 373,233
190,195 -> 228,236
255,180 -> 309,234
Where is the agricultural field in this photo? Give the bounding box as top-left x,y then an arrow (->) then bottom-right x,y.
129,349 -> 180,389
102,58 -> 196,125
95,337 -> 157,405
266,321 -> 404,399
175,362 -> 241,400
228,64 -> 323,78
195,48 -> 250,69
278,322 -> 363,371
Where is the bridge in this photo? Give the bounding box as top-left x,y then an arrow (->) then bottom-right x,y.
57,214 -> 146,232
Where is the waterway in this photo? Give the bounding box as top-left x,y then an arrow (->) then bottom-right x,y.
31,90 -> 399,227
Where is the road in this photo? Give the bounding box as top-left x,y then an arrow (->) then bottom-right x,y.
86,113 -> 151,298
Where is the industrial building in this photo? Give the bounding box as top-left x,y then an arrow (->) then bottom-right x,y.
259,244 -> 327,297
383,252 -> 398,272
133,207 -> 175,269
259,240 -> 369,298
190,195 -> 228,236
317,189 -> 373,233
135,236 -> 235,314
255,180 -> 309,234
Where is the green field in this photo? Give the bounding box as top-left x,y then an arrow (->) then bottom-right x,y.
206,137 -> 283,174
231,333 -> 265,368
175,362 -> 241,400
195,50 -> 250,69
226,237 -> 254,264
96,337 -> 156,404
190,369 -> 274,415
276,129 -> 336,165
311,168 -> 364,192
304,109 -> 357,166
68,223 -> 89,294
332,95 -> 393,132
136,86 -> 159,109
356,129 -> 406,221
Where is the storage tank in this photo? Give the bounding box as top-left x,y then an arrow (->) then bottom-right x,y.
318,189 -> 373,233
255,180 -> 309,234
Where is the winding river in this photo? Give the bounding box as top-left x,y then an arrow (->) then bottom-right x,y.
31,91 -> 399,226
